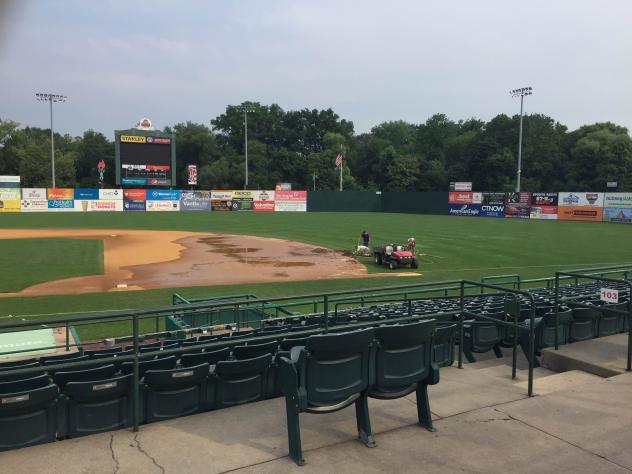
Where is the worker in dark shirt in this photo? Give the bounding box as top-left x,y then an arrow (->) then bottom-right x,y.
361,230 -> 370,247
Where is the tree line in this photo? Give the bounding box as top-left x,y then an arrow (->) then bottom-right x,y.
1,102 -> 631,191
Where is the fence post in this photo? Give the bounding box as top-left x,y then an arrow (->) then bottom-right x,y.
407,299 -> 412,318
313,301 -> 317,313
554,273 -> 560,351
528,301 -> 536,397
132,314 -> 140,432
65,322 -> 70,352
324,295 -> 329,333
458,281 -> 464,369
511,295 -> 518,380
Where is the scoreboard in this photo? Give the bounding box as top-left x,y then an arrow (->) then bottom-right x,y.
115,131 -> 176,186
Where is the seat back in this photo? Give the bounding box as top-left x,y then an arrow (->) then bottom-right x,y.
432,324 -> 456,367
121,356 -> 177,377
570,307 -> 600,341
40,351 -> 84,364
0,363 -> 44,383
62,374 -> 133,438
280,337 -> 310,351
0,374 -> 50,394
212,354 -> 272,408
373,321 -> 434,391
0,384 -> 59,451
181,348 -> 231,368
233,341 -> 279,360
84,347 -> 122,357
0,358 -> 39,369
53,364 -> 117,388
303,328 -> 374,405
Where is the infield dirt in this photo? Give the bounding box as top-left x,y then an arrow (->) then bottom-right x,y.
0,229 -> 371,297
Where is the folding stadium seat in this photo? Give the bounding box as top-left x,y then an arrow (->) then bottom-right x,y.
461,317 -> 504,362
0,363 -> 46,383
198,334 -> 220,342
289,323 -> 321,332
368,321 -> 440,431
142,364 -> 210,423
40,351 -> 85,364
599,302 -> 628,336
53,365 -> 117,389
277,328 -> 375,466
121,356 -> 177,378
207,353 -> 273,409
0,384 -> 59,451
569,306 -> 600,342
232,341 -> 279,360
60,374 -> 134,438
541,309 -> 573,347
0,358 -> 39,369
432,324 -> 456,367
91,349 -> 134,371
124,341 -> 162,352
0,374 -> 50,393
83,347 -> 122,357
180,347 -> 231,368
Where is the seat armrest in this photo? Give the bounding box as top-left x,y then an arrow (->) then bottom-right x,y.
289,346 -> 306,364
428,362 -> 440,385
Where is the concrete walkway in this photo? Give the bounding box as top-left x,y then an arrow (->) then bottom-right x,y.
2,366 -> 630,474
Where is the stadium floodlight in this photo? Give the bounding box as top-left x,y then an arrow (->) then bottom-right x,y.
36,93 -> 68,188
238,106 -> 255,190
509,87 -> 532,192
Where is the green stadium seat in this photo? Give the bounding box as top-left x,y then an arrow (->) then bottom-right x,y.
278,328 -> 375,466
180,348 -> 231,368
0,374 -> 50,393
599,302 -> 627,336
142,364 -> 209,423
369,321 -> 439,430
0,358 -> 39,369
232,341 -> 279,360
570,307 -> 600,341
84,347 -> 122,357
462,319 -> 504,363
208,354 -> 272,409
53,365 -> 117,388
40,351 -> 85,364
121,356 -> 177,377
0,364 -> 46,383
0,384 -> 59,451
432,324 -> 456,367
542,309 -> 573,347
60,374 -> 133,438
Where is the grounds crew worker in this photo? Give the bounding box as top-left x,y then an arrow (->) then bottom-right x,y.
361,230 -> 370,247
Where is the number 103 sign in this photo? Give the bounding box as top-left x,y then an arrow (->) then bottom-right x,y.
600,288 -> 619,304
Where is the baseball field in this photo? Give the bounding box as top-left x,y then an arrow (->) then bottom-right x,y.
0,212 -> 630,340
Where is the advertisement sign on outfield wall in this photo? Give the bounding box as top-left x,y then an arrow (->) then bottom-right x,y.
530,206 -> 558,220
558,192 -> 604,221
0,200 -> 20,212
504,192 -> 531,219
180,191 -> 212,211
74,200 -> 124,212
211,191 -> 233,211
99,189 -> 124,200
124,200 -> 146,211
147,189 -> 181,201
275,190 -> 307,212
604,193 -> 632,208
558,192 -> 604,208
0,188 -> 21,200
232,190 -> 254,211
603,208 -> 632,223
448,204 -> 481,216
21,199 -> 48,212
74,188 -> 100,200
253,190 -> 275,212
146,200 -> 180,211
530,193 -> 558,219
47,200 -> 74,210
448,192 -> 482,205
47,188 -> 74,200
480,192 -> 505,217
124,189 -> 147,201
22,188 -> 47,200
531,192 -> 558,206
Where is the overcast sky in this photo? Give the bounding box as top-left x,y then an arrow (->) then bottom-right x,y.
1,0 -> 630,139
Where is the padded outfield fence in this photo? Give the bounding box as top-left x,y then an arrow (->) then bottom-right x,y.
0,266 -> 629,451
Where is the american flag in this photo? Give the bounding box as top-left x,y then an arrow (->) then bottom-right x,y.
335,153 -> 343,168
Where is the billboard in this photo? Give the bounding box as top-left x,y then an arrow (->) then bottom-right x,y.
504,192 -> 531,219
275,190 -> 307,212
530,192 -> 558,220
604,193 -> 632,209
146,200 -> 180,211
253,190 -> 275,212
0,188 -> 21,200
146,189 -> 181,201
449,182 -> 472,191
180,191 -> 212,211
74,200 -> 124,212
603,207 -> 632,223
21,188 -> 47,200
448,192 -> 482,205
558,192 -> 604,221
0,176 -> 20,188
448,204 -> 481,216
211,191 -> 233,211
123,200 -> 146,211
74,188 -> 100,200
20,199 -> 48,212
99,189 -> 123,200
47,188 -> 74,200
232,190 -> 254,211
480,192 -> 505,217
0,200 -> 20,212
47,200 -> 74,210
123,189 -> 147,201
115,131 -> 176,186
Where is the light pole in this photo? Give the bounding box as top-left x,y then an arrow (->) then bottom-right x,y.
36,93 -> 67,188
509,87 -> 532,192
238,106 -> 255,189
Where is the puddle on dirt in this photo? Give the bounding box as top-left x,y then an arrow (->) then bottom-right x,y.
274,261 -> 315,267
311,248 -> 329,254
273,272 -> 289,277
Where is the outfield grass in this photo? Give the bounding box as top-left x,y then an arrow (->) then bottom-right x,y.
0,238 -> 103,292
0,212 -> 630,341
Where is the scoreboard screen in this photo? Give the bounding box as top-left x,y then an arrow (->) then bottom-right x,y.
115,133 -> 175,186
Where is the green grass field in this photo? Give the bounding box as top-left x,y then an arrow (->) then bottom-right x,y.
0,212 -> 630,340
0,238 -> 103,293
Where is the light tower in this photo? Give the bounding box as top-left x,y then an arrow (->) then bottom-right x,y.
509,86 -> 532,192
36,93 -> 68,188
